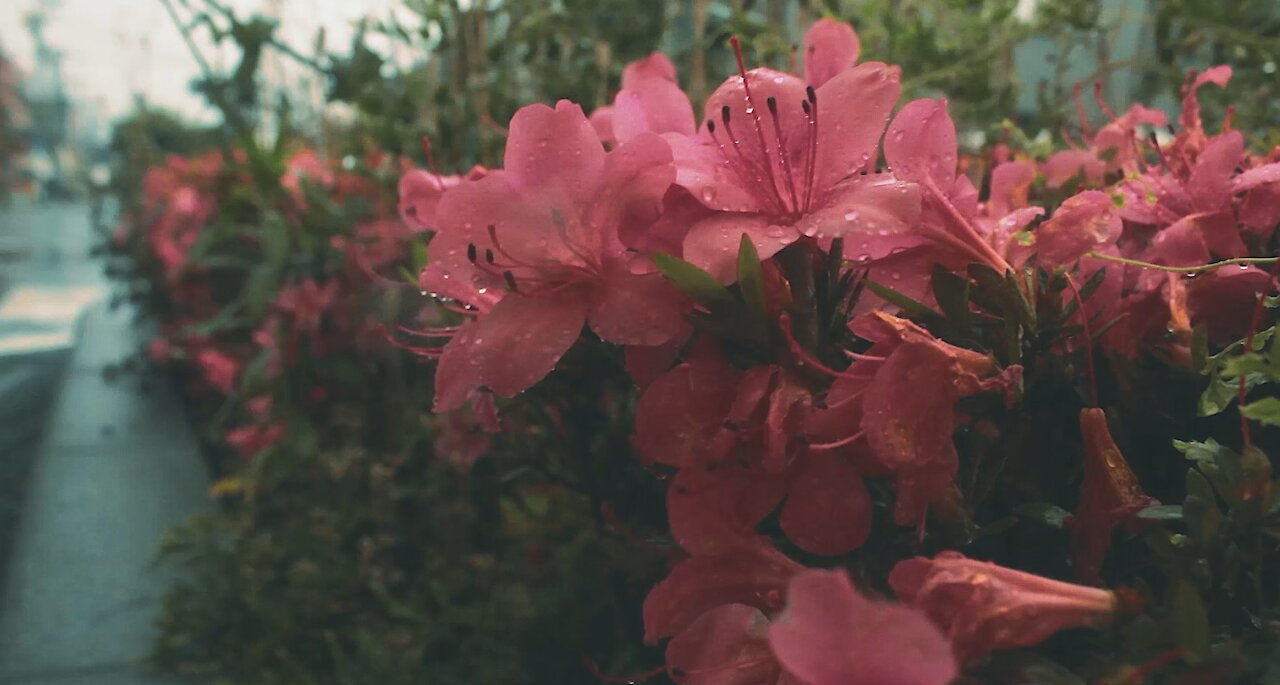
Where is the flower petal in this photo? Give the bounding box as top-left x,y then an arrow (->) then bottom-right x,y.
884,98 -> 957,187
803,18 -> 861,87
589,267 -> 688,346
1189,131 -> 1244,212
666,605 -> 780,685
769,569 -> 957,685
634,360 -> 741,468
643,543 -> 802,644
813,62 -> 902,193
794,174 -> 923,260
780,452 -> 871,556
469,288 -> 590,398
503,100 -> 606,201
683,213 -> 796,284
614,81 -> 696,143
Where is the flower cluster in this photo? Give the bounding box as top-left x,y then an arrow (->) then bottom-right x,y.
395,16 -> 1280,682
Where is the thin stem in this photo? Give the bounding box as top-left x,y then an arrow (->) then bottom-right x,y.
1084,252 -> 1280,274
1064,273 -> 1099,408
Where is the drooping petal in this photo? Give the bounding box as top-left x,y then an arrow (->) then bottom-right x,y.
666,605 -> 781,685
589,267 -> 688,346
803,18 -> 861,88
503,100 -> 606,201
1188,265 -> 1278,344
1232,162 -> 1280,193
433,323 -> 483,413
780,452 -> 872,556
683,213 -> 796,284
643,543 -> 803,644
468,288 -> 590,399
769,569 -> 958,685
1240,181 -> 1280,236
884,98 -> 957,187
812,62 -> 902,193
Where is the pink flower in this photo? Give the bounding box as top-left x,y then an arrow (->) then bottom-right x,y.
851,312 -> 1021,526
224,422 -> 285,459
281,149 -> 336,210
643,540 -> 803,645
422,100 -> 688,412
1072,408 -> 1155,582
274,279 -> 340,337
146,337 -> 171,363
769,569 -> 957,685
634,23 -> 918,283
195,348 -> 241,395
398,165 -> 484,231
890,552 -> 1118,664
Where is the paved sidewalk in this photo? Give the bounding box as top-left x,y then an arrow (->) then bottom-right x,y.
0,201 -> 209,684
0,303 -> 209,684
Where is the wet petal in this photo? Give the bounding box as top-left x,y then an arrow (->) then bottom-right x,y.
589,268 -> 688,346
803,18 -> 861,87
884,98 -> 957,187
794,175 -> 923,260
504,100 -> 606,201
469,288 -> 590,398
614,80 -> 696,143
813,62 -> 902,193
1033,190 -> 1120,266
683,213 -> 795,284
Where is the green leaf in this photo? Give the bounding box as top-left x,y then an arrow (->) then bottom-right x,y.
653,252 -> 736,311
1191,324 -> 1209,373
1199,379 -> 1239,417
1171,579 -> 1210,663
737,234 -> 767,323
411,236 -> 430,272
1241,397 -> 1280,427
864,279 -> 940,320
931,265 -> 971,327
1137,504 -> 1184,521
1173,438 -> 1231,464
1014,502 -> 1071,529
1184,469 -> 1223,546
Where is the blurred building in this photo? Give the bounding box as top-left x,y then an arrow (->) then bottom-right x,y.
0,44 -> 32,196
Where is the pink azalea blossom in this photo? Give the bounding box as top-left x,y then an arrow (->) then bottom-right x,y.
421,100 -> 688,412
890,552 -> 1118,664
1071,408 -> 1155,582
224,422 -> 286,459
615,21 -> 919,283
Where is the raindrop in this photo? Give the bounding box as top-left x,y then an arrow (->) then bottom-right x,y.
890,271 -> 902,281
855,253 -> 871,263
844,210 -> 861,222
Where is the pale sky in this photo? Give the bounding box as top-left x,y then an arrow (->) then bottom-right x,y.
0,0 -> 405,124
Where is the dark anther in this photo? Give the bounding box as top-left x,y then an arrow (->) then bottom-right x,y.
766,96 -> 778,115
721,104 -> 732,124
806,85 -> 817,104
706,119 -> 716,134
466,243 -> 477,262
484,248 -> 495,264
502,270 -> 519,292
801,99 -> 811,115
